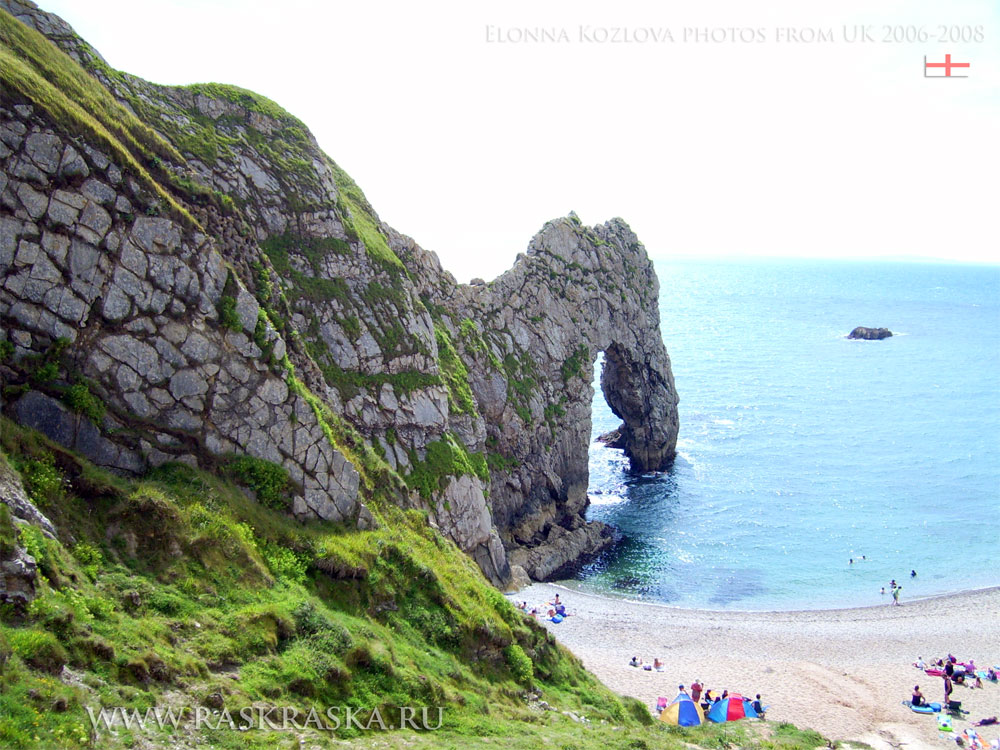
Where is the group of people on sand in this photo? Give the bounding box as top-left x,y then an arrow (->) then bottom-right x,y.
627,667 -> 766,717
660,679 -> 764,717
628,656 -> 665,671
879,574 -> 915,605
910,654 -> 993,708
515,593 -> 572,623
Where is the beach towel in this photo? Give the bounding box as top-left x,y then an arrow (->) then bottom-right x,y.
962,729 -> 985,749
549,614 -> 564,623
938,714 -> 953,731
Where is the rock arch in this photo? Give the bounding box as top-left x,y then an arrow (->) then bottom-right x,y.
435,215 -> 680,582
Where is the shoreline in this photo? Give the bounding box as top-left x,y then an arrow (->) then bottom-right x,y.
528,580 -> 1000,617
519,582 -> 1000,750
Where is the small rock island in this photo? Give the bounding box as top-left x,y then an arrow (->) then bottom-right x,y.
848,327 -> 893,340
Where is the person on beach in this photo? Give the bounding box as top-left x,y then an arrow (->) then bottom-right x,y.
881,587 -> 886,595
911,569 -> 917,577
691,680 -> 703,703
678,684 -> 688,695
653,658 -> 664,672
944,674 -> 953,706
892,586 -> 901,605
752,694 -> 764,715
701,690 -> 714,710
914,656 -> 926,669
629,656 -> 641,668
889,579 -> 897,589
912,685 -> 925,706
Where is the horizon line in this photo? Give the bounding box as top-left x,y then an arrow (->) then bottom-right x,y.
650,252 -> 1000,267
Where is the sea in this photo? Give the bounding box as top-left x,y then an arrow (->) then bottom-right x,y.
576,258 -> 1000,611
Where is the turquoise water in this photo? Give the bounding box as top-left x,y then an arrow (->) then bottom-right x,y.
578,259 -> 1000,610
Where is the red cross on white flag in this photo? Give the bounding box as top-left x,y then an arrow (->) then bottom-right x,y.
924,54 -> 970,78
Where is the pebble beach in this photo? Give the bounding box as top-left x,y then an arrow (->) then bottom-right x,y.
519,583 -> 1000,750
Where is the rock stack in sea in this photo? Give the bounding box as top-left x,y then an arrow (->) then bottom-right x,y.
848,327 -> 893,340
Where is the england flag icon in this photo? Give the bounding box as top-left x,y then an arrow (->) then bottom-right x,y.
924,54 -> 970,78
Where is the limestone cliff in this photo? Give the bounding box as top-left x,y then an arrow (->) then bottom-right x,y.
0,0 -> 679,587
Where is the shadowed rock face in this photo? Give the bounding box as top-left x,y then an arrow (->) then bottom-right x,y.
848,327 -> 892,340
0,2 -> 679,587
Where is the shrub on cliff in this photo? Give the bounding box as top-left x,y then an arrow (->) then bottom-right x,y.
220,454 -> 293,511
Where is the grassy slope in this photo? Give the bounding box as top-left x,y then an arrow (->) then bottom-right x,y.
0,419 -> 635,749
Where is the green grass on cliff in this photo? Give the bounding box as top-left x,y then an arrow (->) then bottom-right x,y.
0,9 -> 196,227
184,83 -> 309,129
435,324 -> 478,416
0,417 -> 648,749
328,159 -> 405,272
404,433 -> 490,501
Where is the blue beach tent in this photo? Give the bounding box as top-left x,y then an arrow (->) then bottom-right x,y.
659,693 -> 706,726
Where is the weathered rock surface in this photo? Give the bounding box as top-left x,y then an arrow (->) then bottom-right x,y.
0,456 -> 44,611
11,391 -> 145,475
0,454 -> 56,538
0,3 -> 679,587
596,426 -> 627,450
0,543 -> 37,613
848,326 -> 892,340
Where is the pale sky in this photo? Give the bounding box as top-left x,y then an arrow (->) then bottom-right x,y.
36,0 -> 1000,281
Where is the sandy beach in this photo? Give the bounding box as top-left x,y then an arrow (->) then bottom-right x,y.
518,583 -> 1000,750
